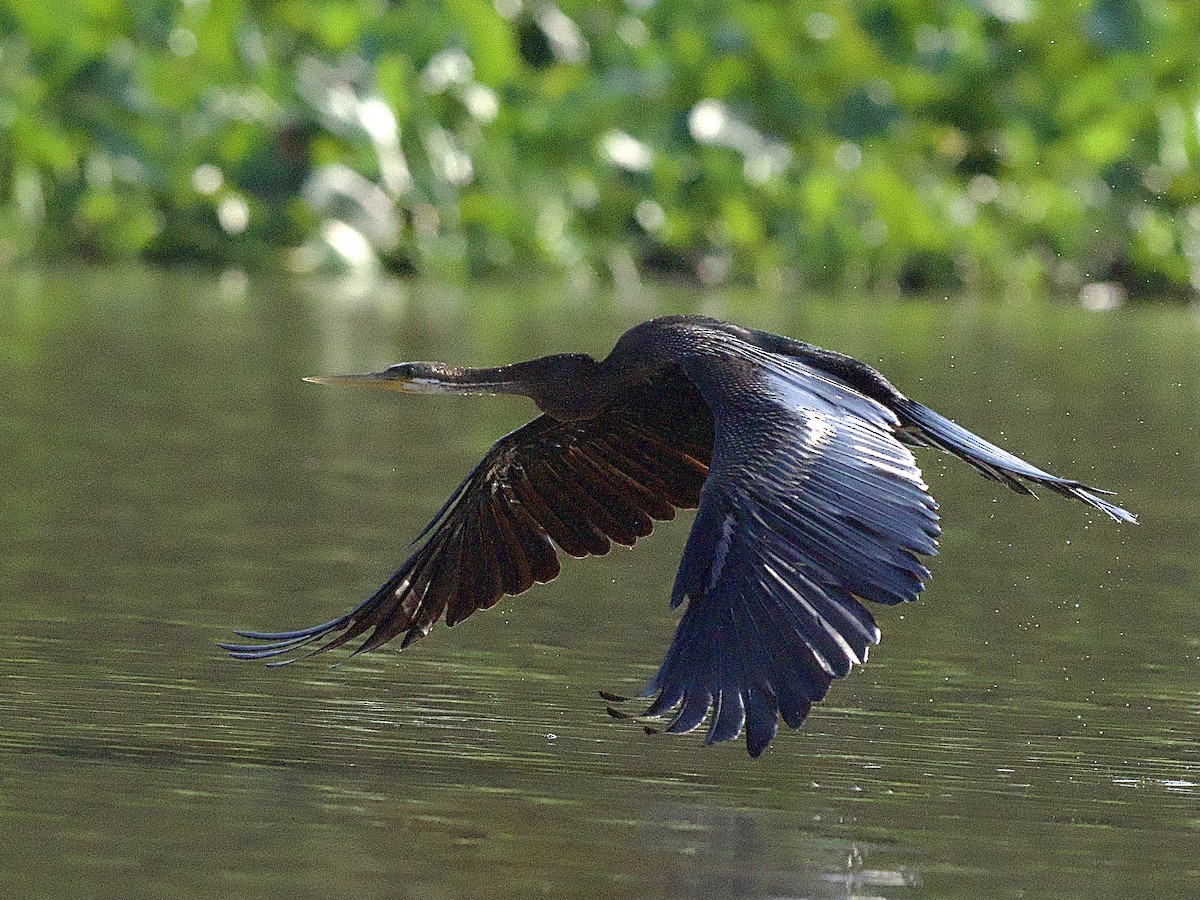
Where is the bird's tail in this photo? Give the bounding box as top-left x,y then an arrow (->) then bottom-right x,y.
893,398 -> 1137,524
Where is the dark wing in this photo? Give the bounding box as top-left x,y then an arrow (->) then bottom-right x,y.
222,378 -> 712,663
630,342 -> 941,756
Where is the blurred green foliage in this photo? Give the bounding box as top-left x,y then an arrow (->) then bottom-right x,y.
1,0 -> 1198,297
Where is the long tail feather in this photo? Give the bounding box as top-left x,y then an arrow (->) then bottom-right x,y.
894,399 -> 1137,524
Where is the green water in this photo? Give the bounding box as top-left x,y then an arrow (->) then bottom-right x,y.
1,267 -> 1196,898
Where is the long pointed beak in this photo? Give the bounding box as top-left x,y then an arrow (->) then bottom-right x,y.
303,370 -> 449,393
303,373 -> 393,388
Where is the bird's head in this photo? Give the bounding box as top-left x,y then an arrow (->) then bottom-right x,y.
304,354 -> 610,420
304,362 -> 470,394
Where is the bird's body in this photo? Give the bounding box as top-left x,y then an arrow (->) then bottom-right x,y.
224,315 -> 1135,756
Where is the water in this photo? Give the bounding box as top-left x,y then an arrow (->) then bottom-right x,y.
1,267 -> 1197,898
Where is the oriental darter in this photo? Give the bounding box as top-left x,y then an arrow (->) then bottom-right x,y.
222,316 -> 1136,756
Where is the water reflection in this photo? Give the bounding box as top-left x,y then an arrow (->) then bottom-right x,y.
1,268 -> 1198,897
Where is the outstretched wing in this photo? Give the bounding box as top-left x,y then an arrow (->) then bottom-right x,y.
629,341 -> 941,756
222,378 -> 713,662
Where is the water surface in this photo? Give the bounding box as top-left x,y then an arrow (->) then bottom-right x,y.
1,268 -> 1197,898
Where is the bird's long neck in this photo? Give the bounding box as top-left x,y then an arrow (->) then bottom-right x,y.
382,354 -> 617,421
393,361 -> 548,396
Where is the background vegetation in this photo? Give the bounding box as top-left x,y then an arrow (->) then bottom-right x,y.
2,0 -> 1198,299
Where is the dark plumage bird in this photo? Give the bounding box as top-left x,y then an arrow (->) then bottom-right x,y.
223,316 -> 1135,756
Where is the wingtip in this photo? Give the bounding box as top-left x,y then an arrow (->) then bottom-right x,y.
219,614 -> 352,665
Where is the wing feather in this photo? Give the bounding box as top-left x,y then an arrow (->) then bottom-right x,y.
586,448 -> 679,520
564,446 -> 656,542
541,455 -> 629,548
516,460 -> 610,557
223,381 -> 713,662
634,335 -> 941,756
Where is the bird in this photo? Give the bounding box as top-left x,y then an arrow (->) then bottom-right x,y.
222,315 -> 1136,756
